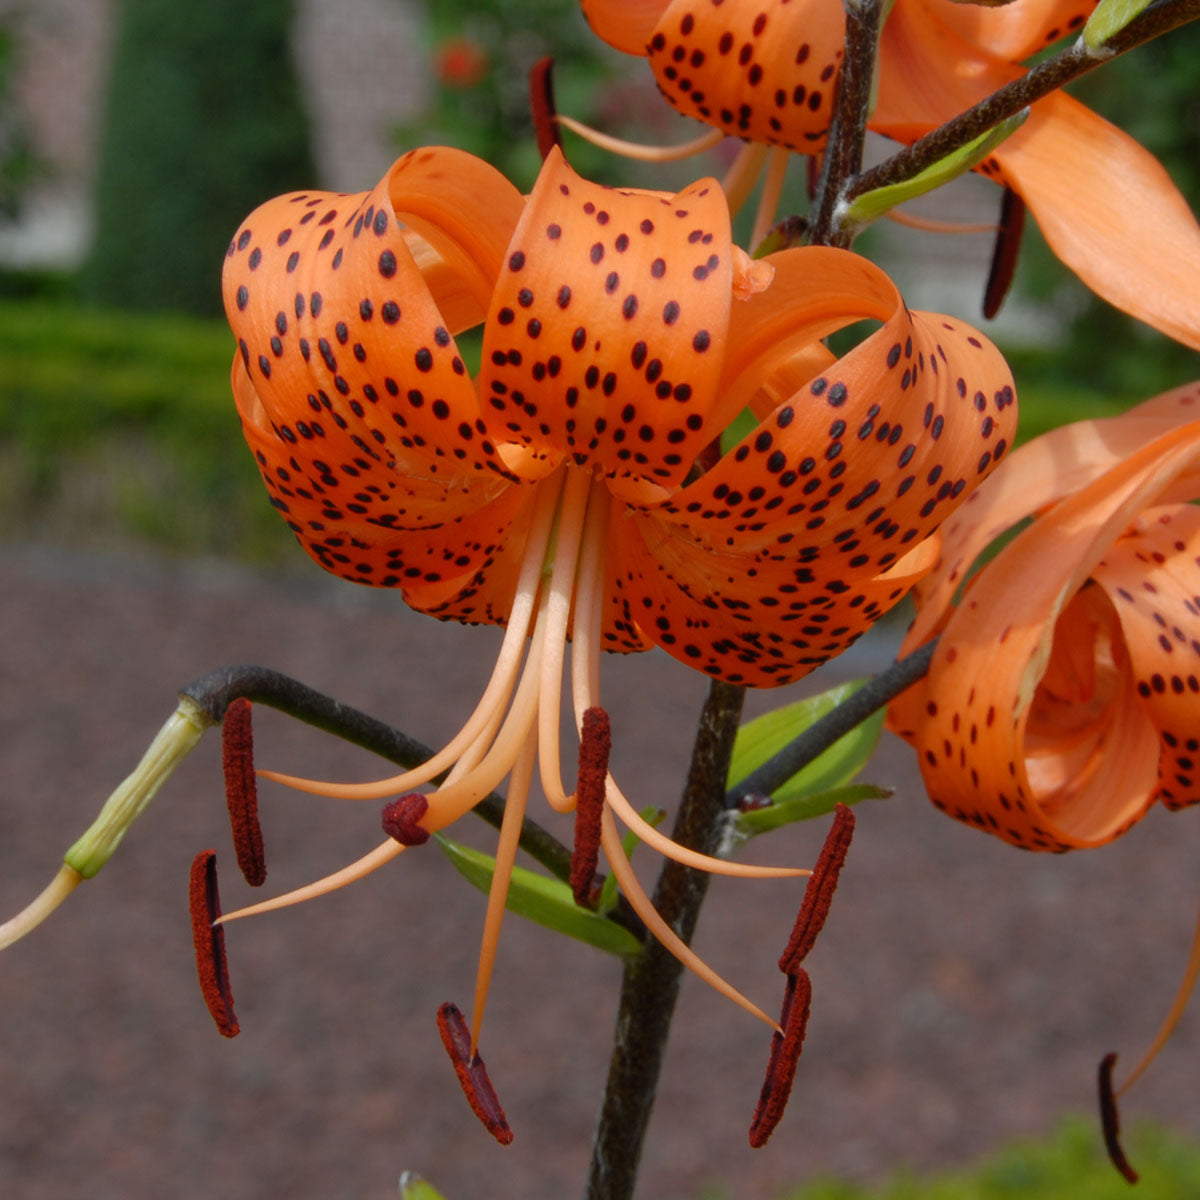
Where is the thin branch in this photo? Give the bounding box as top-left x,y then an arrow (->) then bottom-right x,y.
847,0 -> 1200,205
180,665 -> 644,936
810,0 -> 884,247
726,639 -> 937,807
584,679 -> 746,1200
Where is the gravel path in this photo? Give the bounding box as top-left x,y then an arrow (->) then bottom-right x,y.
1,542 -> 1198,1200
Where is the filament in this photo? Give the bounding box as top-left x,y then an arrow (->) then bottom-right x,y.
722,143 -> 771,218
554,115 -> 725,162
537,467 -> 597,812
750,147 -> 790,250
470,724 -> 538,1055
599,805 -> 779,1031
258,471 -> 566,800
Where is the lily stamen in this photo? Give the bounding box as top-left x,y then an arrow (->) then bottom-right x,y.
553,113 -> 725,163
778,802 -> 856,972
189,850 -> 239,1038
437,1002 -> 514,1146
221,697 -> 266,886
257,471 -> 567,801
748,968 -> 814,1149
570,707 -> 611,907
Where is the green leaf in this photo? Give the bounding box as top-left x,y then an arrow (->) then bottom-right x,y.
398,1172 -> 449,1200
727,680 -> 886,806
840,111 -> 1029,230
1084,0 -> 1156,48
733,783 -> 891,845
434,834 -> 642,959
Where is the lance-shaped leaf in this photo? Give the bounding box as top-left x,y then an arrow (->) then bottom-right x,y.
434,834 -> 642,959
733,783 -> 891,846
727,680 -> 887,806
1084,0 -> 1157,49
839,111 -> 1029,232
398,1172 -> 450,1200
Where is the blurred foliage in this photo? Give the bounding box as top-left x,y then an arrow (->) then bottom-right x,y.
0,15 -> 36,220
1011,21 -> 1200,392
0,299 -> 292,561
80,0 -> 316,316
760,1119 -> 1200,1200
392,0 -> 687,193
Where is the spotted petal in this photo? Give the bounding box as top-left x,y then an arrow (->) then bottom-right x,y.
479,147 -> 738,499
603,247 -> 1017,686
224,146 -> 537,615
889,415 -> 1200,849
874,0 -> 1200,351
580,0 -> 672,54
906,382 -> 1200,647
930,0 -> 1096,61
642,0 -> 844,151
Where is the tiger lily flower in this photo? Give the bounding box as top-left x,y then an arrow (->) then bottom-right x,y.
577,0 -> 1200,348
887,382 -> 1200,1170
889,380 -> 1200,847
220,143 -> 1016,1133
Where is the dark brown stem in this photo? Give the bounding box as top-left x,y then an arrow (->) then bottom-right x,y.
726,639 -> 937,806
809,0 -> 884,247
584,679 -> 746,1200
846,0 -> 1200,206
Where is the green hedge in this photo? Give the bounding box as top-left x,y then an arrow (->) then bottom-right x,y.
80,0 -> 316,315
0,299 -> 290,560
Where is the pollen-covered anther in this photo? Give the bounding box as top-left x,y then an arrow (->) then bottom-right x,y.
569,706 -> 611,906
778,803 -> 855,973
222,698 -> 266,887
381,793 -> 432,846
748,968 -> 813,1149
1097,1052 -> 1139,1184
437,1001 -> 514,1145
189,850 -> 239,1038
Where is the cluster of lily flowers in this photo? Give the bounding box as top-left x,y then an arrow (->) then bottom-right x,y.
5,0 -> 1200,1177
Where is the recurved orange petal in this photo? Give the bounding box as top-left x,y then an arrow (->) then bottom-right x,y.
929,0 -> 1095,63
890,418 -> 1200,849
604,246 -> 1017,686
478,147 -> 735,496
907,382 -> 1200,647
642,0 -> 844,151
1092,505 -> 1200,812
580,0 -> 671,55
875,1 -> 1200,351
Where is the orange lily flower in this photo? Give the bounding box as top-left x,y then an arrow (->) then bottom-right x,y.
221,143 -> 1016,1131
578,0 -> 1200,348
887,382 -> 1200,1171
888,381 -> 1200,848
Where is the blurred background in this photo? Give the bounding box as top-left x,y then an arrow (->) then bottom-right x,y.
0,0 -> 1198,563
2,2 -> 1200,1198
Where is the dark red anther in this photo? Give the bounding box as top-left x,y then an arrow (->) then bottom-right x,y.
529,56 -> 561,161
221,697 -> 266,887
436,1002 -> 514,1145
188,849 -> 239,1038
778,803 -> 855,973
1098,1052 -> 1139,1184
570,706 -> 611,906
749,969 -> 813,1148
381,793 -> 431,846
982,188 -> 1026,320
